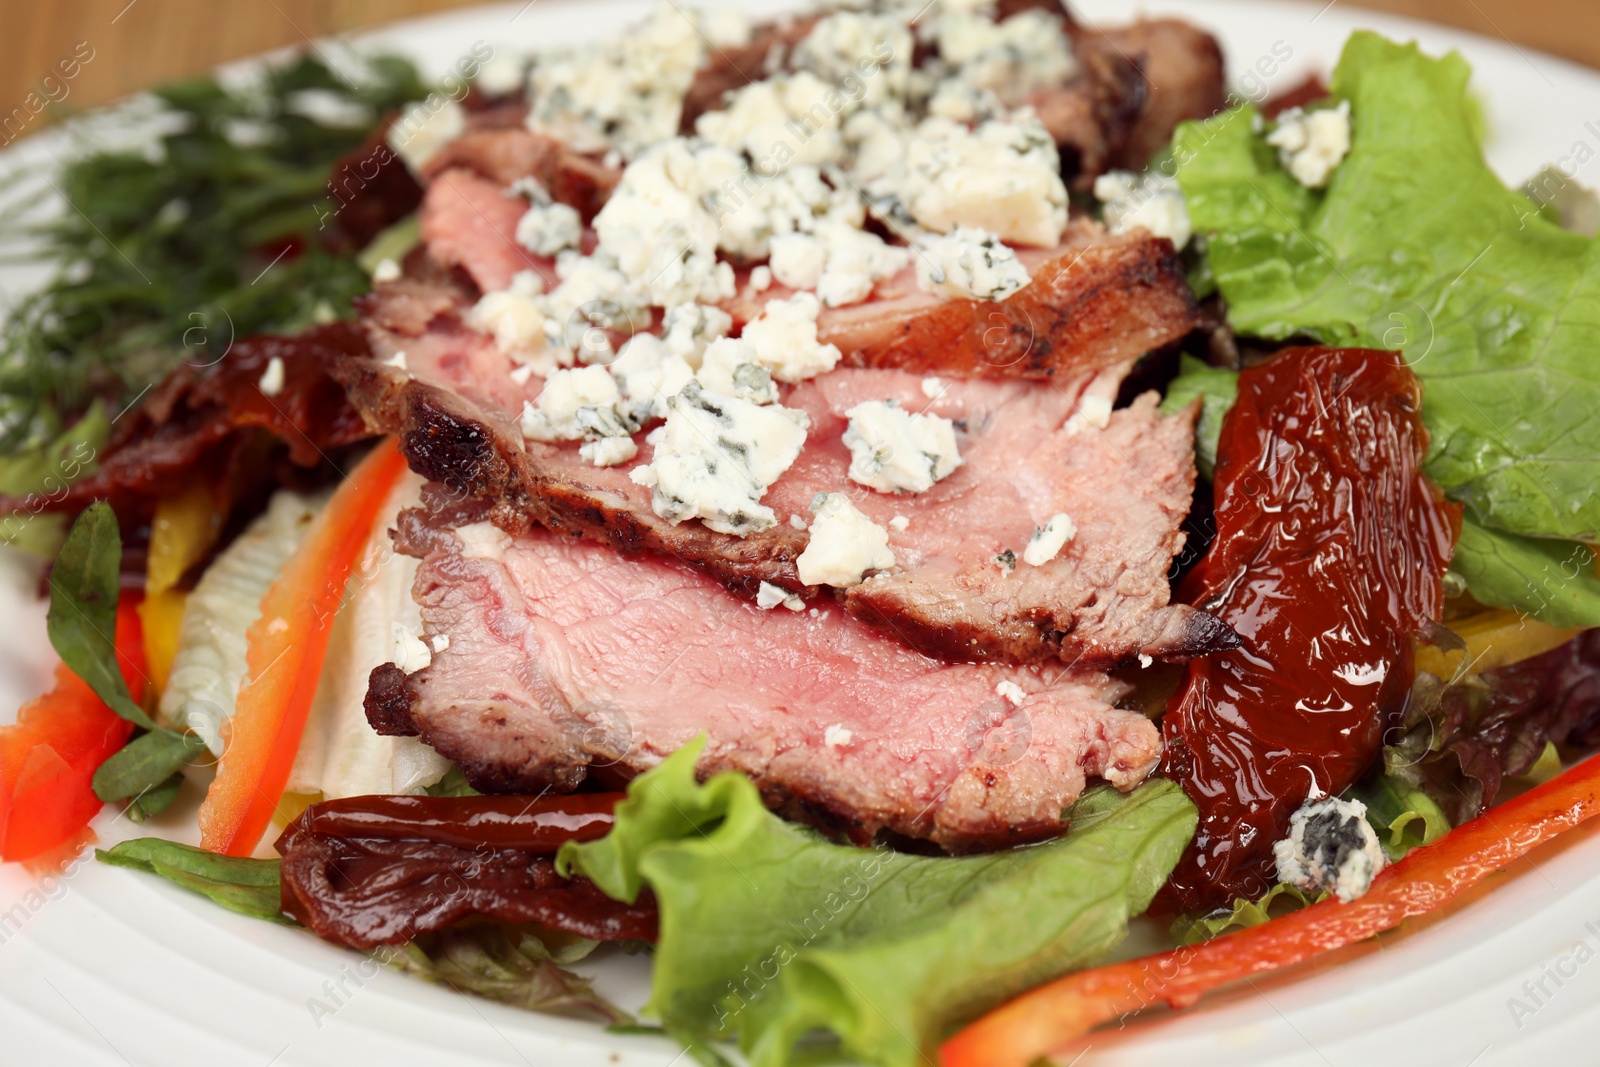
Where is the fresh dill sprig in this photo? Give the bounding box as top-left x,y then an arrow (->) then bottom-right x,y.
0,51 -> 430,459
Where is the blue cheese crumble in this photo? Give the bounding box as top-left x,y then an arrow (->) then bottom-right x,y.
796,492 -> 895,587
629,381 -> 809,535
842,400 -> 963,494
1273,794 -> 1386,903
1021,512 -> 1075,566
914,226 -> 1031,301
894,115 -> 1067,247
1266,100 -> 1353,189
1093,170 -> 1192,251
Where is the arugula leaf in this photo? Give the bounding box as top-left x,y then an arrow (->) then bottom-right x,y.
1160,356 -> 1237,479
1349,772 -> 1451,861
559,739 -> 1196,1067
1173,32 -> 1600,621
92,730 -> 206,804
97,839 -> 288,923
388,923 -> 631,1026
46,502 -> 154,730
126,772 -> 186,823
1170,882 -> 1322,946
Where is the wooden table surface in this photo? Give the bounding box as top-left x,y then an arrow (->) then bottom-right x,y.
2,0 -> 1596,129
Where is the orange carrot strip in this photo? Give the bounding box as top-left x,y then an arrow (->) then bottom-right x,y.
941,752 -> 1600,1067
198,440 -> 406,856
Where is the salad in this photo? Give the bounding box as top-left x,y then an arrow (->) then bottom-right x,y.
3,3 -> 1600,1065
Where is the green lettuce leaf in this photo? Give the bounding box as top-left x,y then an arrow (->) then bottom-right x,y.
1349,772 -> 1452,860
1170,882 -> 1322,947
1173,31 -> 1600,622
558,739 -> 1197,1067
1447,519 -> 1600,628
1160,356 -> 1237,479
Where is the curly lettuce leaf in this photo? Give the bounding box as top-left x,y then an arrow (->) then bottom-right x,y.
1160,356 -> 1238,479
1173,32 -> 1600,622
1448,520 -> 1600,628
1170,882 -> 1322,947
558,740 -> 1196,1067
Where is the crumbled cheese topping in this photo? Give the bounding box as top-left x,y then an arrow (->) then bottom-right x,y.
914,226 -> 1032,300
580,436 -> 640,467
592,139 -> 737,309
843,399 -> 963,494
697,338 -> 779,404
888,514 -> 909,532
534,252 -> 647,364
793,11 -> 914,109
892,115 -> 1067,246
756,580 -> 805,611
372,257 -> 402,283
630,381 -> 810,535
391,623 -> 433,674
823,723 -> 855,748
1266,100 -> 1353,189
520,365 -> 629,442
1094,170 -> 1193,251
468,284 -> 550,369
1021,512 -> 1075,566
770,222 -> 909,307
796,492 -> 895,587
712,162 -> 863,262
700,7 -> 754,48
933,9 -> 1077,106
696,72 -> 850,169
739,292 -> 844,382
1273,793 -> 1385,903
608,333 -> 696,425
388,97 -> 466,172
526,3 -> 705,160
258,356 -> 285,397
430,634 -> 451,654
995,679 -> 1027,705
920,376 -> 945,399
455,521 -> 513,561
661,303 -> 734,368
381,350 -> 409,372
515,199 -> 583,256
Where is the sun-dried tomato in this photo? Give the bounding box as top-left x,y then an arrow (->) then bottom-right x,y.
1160,346 -> 1460,911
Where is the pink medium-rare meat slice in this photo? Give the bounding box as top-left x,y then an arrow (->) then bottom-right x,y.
421,125 -> 620,220
373,499 -> 1163,850
768,370 -> 1234,666
420,168 -> 560,295
337,289 -> 1233,668
722,222 -> 1199,381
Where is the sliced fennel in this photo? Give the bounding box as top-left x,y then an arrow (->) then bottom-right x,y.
288,470 -> 451,798
160,490 -> 326,752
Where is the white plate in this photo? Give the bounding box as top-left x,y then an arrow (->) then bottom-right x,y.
3,2 -> 1599,1064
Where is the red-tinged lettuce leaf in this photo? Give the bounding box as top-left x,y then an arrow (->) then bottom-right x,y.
389,922 -> 632,1026
1384,631 -> 1600,824
557,738 -> 1196,1067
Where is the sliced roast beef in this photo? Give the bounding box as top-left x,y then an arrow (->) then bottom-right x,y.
419,168 -> 563,295
680,14 -> 821,129
421,125 -> 619,220
374,494 -> 1162,850
335,276 -> 1227,667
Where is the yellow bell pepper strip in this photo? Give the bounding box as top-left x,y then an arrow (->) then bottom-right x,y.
139,481 -> 225,696
197,440 -> 407,856
1416,608 -> 1582,680
941,751 -> 1600,1067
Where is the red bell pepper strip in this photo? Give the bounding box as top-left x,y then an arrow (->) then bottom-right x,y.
198,439 -> 407,857
941,752 -> 1600,1067
0,593 -> 147,865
